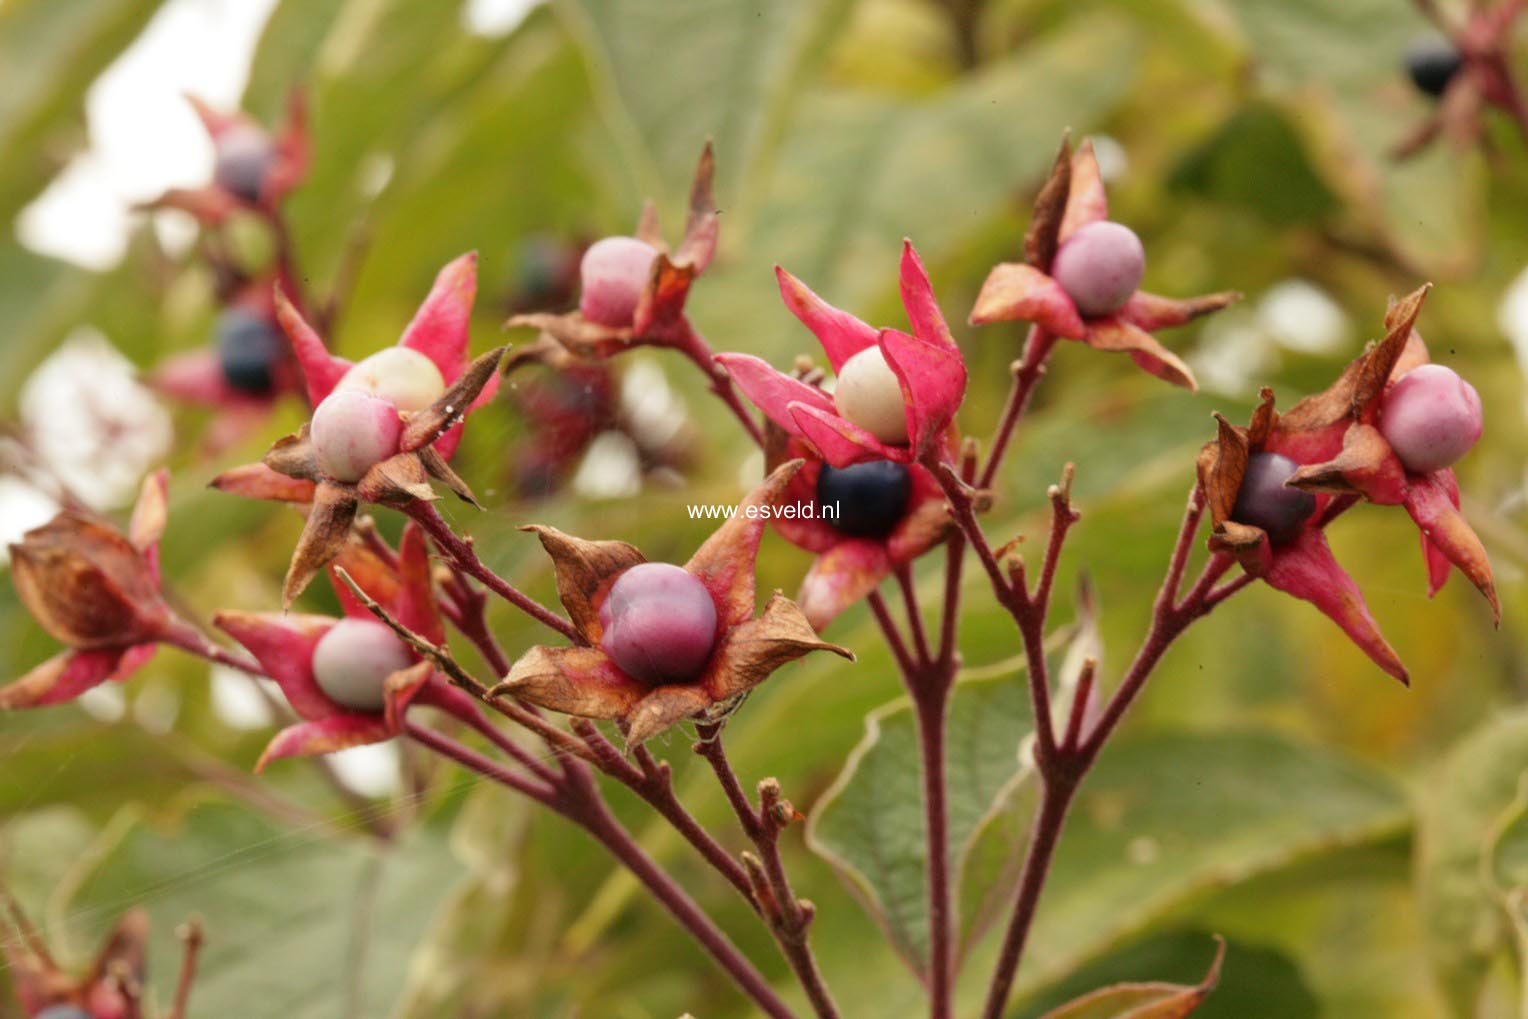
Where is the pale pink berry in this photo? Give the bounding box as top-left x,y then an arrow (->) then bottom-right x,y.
834,346 -> 909,444
1051,220 -> 1145,318
311,389 -> 402,482
599,562 -> 718,684
578,236 -> 659,327
337,347 -> 446,412
311,618 -> 413,712
1379,363 -> 1483,474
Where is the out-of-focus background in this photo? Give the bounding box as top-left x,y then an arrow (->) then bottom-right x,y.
2,0 -> 1528,1016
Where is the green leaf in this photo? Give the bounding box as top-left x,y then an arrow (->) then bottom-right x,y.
1006,729 -> 1408,994
59,793 -> 456,1019
1418,707 -> 1528,1013
736,12 -> 1142,312
551,0 -> 858,205
1041,936 -> 1223,1019
806,675 -> 1035,975
0,0 -> 160,224
1206,0 -> 1483,271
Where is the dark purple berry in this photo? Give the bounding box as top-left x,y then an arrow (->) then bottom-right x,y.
599,563 -> 717,684
217,307 -> 283,393
1405,36 -> 1462,98
816,460 -> 911,539
213,125 -> 276,203
1231,452 -> 1316,545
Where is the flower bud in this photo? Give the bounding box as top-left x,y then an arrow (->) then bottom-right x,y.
1231,452 -> 1316,545
1379,364 -> 1482,474
599,563 -> 718,684
337,347 -> 446,412
578,236 -> 659,327
311,618 -> 413,712
834,346 -> 909,444
1051,220 -> 1145,318
311,389 -> 403,483
213,124 -> 276,203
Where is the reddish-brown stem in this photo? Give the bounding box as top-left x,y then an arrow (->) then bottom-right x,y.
406,721 -> 559,803
407,502 -> 582,644
896,564 -> 933,666
695,725 -> 840,1019
868,590 -> 920,678
555,764 -> 799,1019
567,720 -> 757,904
408,721 -> 794,1019
671,317 -> 766,448
915,679 -> 955,1019
978,492 -> 1248,1019
167,918 -> 204,1019
978,327 -> 1058,490
461,708 -> 561,786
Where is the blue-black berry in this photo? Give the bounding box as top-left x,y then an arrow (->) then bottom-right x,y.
816,460 -> 912,539
216,308 -> 283,393
1231,452 -> 1316,545
1406,36 -> 1462,98
213,126 -> 276,203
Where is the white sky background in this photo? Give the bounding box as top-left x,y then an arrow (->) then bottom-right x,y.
15,0 -> 538,271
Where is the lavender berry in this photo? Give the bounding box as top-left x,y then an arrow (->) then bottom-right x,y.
1232,452 -> 1316,545
311,389 -> 403,482
599,563 -> 718,684
311,618 -> 414,712
579,236 -> 659,327
1379,364 -> 1483,474
1051,220 -> 1145,318
213,124 -> 275,203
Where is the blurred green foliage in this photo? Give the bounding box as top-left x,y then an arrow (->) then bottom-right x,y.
3,0 -> 1528,1016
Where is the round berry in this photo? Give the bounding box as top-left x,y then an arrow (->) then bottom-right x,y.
1405,36 -> 1462,99
337,347 -> 446,413
311,618 -> 414,712
815,460 -> 911,538
36,1008 -> 93,1019
213,125 -> 275,203
834,346 -> 909,444
599,563 -> 718,685
1231,452 -> 1316,545
311,389 -> 403,483
1379,363 -> 1482,474
216,307 -> 284,394
578,236 -> 659,327
1051,220 -> 1145,318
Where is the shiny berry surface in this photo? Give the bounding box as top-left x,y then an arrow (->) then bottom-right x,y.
1231,452 -> 1316,545
1379,363 -> 1483,474
213,125 -> 275,203
337,347 -> 446,413
311,389 -> 403,483
578,236 -> 659,327
599,563 -> 718,685
834,346 -> 909,444
312,618 -> 413,712
1051,220 -> 1145,318
815,460 -> 911,538
216,307 -> 283,394
1405,36 -> 1462,98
